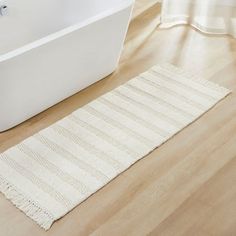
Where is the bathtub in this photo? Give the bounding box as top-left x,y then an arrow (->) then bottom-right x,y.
0,0 -> 134,132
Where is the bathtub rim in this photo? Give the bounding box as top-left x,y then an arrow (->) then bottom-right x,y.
0,0 -> 134,63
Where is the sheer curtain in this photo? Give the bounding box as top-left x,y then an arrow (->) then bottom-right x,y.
160,0 -> 236,38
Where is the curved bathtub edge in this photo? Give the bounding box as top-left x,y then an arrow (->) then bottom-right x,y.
0,0 -> 134,63
0,63 -> 120,133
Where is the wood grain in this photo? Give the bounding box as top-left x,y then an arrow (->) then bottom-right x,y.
0,1 -> 236,235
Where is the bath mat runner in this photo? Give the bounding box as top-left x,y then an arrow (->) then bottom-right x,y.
0,64 -> 231,230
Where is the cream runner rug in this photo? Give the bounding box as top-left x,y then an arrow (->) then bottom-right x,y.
0,64 -> 231,230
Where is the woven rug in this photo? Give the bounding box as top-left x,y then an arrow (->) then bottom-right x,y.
0,64 -> 231,230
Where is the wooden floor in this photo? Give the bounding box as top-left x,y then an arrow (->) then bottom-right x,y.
0,1 -> 236,235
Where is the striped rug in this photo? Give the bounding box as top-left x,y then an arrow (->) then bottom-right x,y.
0,64 -> 231,230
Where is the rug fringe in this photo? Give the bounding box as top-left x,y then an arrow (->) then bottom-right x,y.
0,175 -> 54,230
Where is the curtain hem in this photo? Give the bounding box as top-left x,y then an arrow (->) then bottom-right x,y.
160,16 -> 236,38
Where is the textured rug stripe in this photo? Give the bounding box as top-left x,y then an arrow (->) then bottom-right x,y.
0,64 -> 231,230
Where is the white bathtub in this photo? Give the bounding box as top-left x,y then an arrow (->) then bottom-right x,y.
0,0 -> 134,132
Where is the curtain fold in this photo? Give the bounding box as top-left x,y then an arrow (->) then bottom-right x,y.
160,0 -> 236,38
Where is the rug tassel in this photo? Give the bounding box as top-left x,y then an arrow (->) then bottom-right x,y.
0,175 -> 53,230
